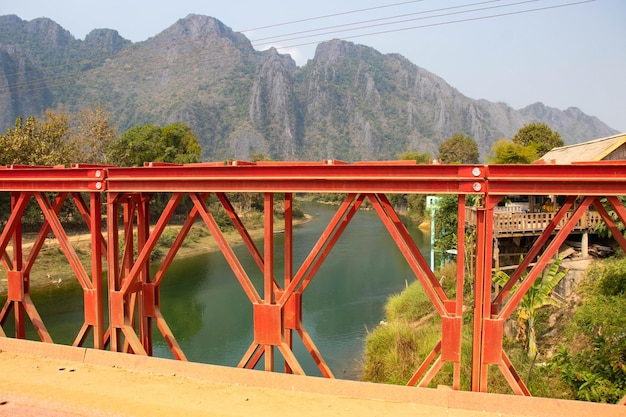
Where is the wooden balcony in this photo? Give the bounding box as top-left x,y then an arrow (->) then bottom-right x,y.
465,206 -> 603,238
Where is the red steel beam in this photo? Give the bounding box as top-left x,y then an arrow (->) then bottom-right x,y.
104,163 -> 484,194
0,165 -> 106,192
486,164 -> 626,195
0,184 -> 106,347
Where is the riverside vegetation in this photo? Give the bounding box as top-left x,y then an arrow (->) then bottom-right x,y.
360,258 -> 626,404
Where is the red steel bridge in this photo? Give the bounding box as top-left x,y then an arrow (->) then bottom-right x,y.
0,160 -> 625,406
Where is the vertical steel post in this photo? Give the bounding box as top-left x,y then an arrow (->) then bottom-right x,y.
471,195 -> 489,392
90,192 -> 105,349
452,194 -> 466,390
107,192 -> 122,352
137,194 -> 152,355
263,192 -> 275,371
11,192 -> 25,339
283,193 -> 294,374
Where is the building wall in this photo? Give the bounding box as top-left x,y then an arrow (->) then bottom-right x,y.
603,143 -> 626,160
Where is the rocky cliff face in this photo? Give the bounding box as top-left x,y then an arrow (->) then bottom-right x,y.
249,48 -> 298,159
83,29 -> 129,53
519,102 -> 614,144
0,49 -> 52,124
0,14 -> 619,162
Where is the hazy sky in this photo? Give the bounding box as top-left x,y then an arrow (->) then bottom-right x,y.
2,0 -> 625,132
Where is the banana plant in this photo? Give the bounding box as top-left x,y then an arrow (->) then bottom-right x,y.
493,258 -> 568,357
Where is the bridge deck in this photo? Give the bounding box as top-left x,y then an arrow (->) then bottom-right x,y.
0,338 -> 622,417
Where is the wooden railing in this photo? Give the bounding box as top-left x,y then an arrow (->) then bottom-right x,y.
465,206 -> 603,237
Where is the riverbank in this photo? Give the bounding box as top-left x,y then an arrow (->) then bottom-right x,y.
0,214 -> 312,296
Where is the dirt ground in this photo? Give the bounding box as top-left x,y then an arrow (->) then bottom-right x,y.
3,338 -> 622,417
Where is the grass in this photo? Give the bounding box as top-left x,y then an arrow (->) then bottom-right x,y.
362,318 -> 441,385
360,261 -> 577,398
384,280 -> 432,322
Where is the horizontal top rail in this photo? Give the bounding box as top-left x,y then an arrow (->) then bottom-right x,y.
485,164 -> 626,195
104,162 -> 485,194
0,161 -> 625,195
0,165 -> 106,192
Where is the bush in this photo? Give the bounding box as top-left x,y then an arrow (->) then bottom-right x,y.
549,259 -> 626,403
292,204 -> 305,219
158,228 -> 179,248
587,256 -> 626,296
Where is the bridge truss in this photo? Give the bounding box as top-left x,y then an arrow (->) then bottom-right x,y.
0,160 -> 625,404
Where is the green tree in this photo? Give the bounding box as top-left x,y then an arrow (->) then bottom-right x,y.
487,139 -> 538,164
161,122 -> 202,164
397,150 -> 431,164
438,133 -> 480,164
108,122 -> 201,167
493,258 -> 567,357
0,111 -> 94,230
0,112 -> 76,166
433,194 -> 459,256
512,123 -> 564,156
107,124 -> 161,167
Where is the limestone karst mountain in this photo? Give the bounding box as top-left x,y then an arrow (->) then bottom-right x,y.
0,14 -> 618,161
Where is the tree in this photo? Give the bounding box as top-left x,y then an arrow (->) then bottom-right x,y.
397,150 -> 431,164
433,194 -> 459,256
0,111 -> 96,229
512,123 -> 564,156
71,106 -> 116,164
0,112 -> 77,166
487,139 -> 538,164
438,133 -> 480,164
107,122 -> 201,167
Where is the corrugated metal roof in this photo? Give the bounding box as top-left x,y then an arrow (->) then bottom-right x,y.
537,132 -> 626,164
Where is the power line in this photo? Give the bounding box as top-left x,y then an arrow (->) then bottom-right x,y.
239,0 -> 429,33
264,0 -> 595,51
250,0 -> 503,45
251,0 -> 541,48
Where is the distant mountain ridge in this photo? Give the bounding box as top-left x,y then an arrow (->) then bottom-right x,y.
0,14 -> 618,161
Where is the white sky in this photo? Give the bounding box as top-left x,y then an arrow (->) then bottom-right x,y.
2,0 -> 625,132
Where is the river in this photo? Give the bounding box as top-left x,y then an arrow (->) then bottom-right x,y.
7,201 -> 430,380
